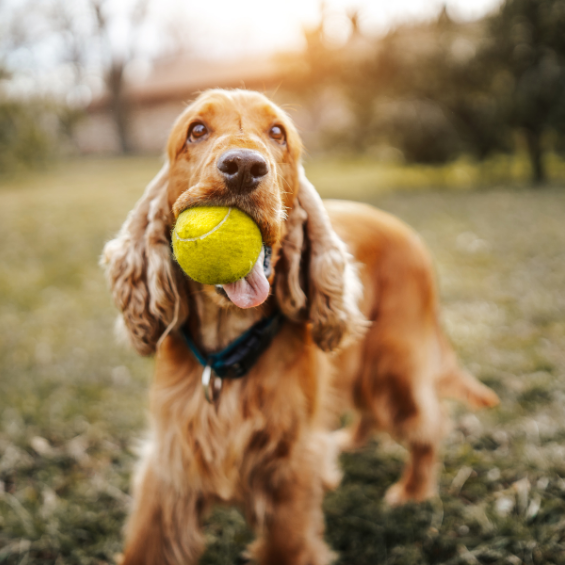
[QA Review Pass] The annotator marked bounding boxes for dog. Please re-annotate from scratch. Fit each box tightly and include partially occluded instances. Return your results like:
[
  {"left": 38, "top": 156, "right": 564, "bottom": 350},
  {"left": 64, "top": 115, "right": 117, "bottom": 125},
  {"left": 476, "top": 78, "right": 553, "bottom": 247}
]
[{"left": 103, "top": 89, "right": 499, "bottom": 565}]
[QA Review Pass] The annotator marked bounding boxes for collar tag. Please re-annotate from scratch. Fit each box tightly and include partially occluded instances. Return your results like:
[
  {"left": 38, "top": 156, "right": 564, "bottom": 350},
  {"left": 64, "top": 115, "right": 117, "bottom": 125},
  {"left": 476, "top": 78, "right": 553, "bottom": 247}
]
[{"left": 201, "top": 364, "right": 213, "bottom": 403}]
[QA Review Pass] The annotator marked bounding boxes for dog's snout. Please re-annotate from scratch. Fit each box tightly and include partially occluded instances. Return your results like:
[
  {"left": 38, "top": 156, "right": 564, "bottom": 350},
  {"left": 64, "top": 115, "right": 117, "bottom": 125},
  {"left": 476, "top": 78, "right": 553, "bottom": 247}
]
[{"left": 217, "top": 149, "right": 269, "bottom": 194}]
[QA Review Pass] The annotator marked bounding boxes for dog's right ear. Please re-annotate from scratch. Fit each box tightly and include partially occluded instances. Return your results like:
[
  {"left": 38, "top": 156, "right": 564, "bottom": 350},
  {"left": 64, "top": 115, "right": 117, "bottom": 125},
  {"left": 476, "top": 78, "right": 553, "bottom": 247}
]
[
  {"left": 276, "top": 167, "right": 367, "bottom": 352},
  {"left": 274, "top": 195, "right": 309, "bottom": 320},
  {"left": 101, "top": 163, "right": 188, "bottom": 356}
]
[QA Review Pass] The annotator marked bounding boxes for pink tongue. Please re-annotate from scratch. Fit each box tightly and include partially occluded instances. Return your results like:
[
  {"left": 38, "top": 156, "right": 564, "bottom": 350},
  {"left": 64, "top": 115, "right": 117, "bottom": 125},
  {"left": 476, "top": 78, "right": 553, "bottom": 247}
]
[{"left": 223, "top": 252, "right": 270, "bottom": 309}]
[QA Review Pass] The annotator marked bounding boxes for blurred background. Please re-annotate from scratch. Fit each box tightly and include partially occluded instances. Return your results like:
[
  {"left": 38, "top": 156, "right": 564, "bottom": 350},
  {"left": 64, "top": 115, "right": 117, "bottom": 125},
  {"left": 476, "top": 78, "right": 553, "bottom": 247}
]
[
  {"left": 2, "top": 0, "right": 565, "bottom": 183},
  {"left": 1, "top": 1, "right": 565, "bottom": 564}
]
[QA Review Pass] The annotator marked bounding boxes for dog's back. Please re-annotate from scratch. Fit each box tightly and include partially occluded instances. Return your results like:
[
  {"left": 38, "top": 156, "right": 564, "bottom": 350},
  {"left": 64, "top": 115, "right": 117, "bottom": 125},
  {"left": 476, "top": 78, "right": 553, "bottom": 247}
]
[{"left": 325, "top": 200, "right": 498, "bottom": 503}]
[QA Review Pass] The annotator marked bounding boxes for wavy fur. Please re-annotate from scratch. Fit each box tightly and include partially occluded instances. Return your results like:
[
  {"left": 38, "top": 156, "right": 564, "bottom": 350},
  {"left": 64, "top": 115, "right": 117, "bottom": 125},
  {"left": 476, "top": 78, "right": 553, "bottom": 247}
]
[
  {"left": 101, "top": 90, "right": 499, "bottom": 565},
  {"left": 297, "top": 167, "right": 367, "bottom": 351},
  {"left": 102, "top": 163, "right": 187, "bottom": 355}
]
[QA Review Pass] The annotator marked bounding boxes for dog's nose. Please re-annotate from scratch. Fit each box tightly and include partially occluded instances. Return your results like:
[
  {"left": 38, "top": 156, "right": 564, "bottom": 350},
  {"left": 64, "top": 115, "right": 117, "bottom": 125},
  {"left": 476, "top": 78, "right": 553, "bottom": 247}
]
[{"left": 217, "top": 149, "right": 269, "bottom": 193}]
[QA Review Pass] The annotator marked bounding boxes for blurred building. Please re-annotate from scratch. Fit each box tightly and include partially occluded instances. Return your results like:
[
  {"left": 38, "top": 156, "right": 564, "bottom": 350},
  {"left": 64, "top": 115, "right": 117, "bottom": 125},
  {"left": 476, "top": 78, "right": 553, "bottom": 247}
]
[
  {"left": 75, "top": 8, "right": 487, "bottom": 157},
  {"left": 75, "top": 55, "right": 283, "bottom": 154}
]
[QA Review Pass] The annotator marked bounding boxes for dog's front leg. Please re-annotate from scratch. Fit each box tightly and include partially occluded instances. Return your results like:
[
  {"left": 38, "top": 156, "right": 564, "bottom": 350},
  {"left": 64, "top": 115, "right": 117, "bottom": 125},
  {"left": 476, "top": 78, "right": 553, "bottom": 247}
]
[
  {"left": 121, "top": 460, "right": 205, "bottom": 565},
  {"left": 244, "top": 442, "right": 336, "bottom": 565}
]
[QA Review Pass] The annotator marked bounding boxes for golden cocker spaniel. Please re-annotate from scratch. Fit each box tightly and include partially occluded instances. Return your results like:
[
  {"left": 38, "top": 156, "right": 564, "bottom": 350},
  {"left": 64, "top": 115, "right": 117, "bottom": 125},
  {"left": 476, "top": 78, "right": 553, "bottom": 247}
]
[{"left": 103, "top": 89, "right": 499, "bottom": 565}]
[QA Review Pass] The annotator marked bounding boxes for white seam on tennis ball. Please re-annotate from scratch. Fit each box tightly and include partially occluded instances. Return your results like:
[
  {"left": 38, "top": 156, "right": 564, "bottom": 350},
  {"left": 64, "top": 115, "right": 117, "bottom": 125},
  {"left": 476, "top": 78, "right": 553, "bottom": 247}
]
[{"left": 174, "top": 207, "right": 232, "bottom": 242}]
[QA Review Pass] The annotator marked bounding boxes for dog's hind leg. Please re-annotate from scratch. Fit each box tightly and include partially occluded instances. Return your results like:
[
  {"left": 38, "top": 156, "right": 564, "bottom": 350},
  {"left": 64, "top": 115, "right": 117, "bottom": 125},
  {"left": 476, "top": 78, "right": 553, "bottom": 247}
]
[
  {"left": 333, "top": 411, "right": 377, "bottom": 451},
  {"left": 354, "top": 328, "right": 448, "bottom": 505},
  {"left": 380, "top": 328, "right": 498, "bottom": 505},
  {"left": 382, "top": 382, "right": 446, "bottom": 506},
  {"left": 381, "top": 336, "right": 498, "bottom": 505},
  {"left": 384, "top": 439, "right": 440, "bottom": 506},
  {"left": 120, "top": 459, "right": 205, "bottom": 565}
]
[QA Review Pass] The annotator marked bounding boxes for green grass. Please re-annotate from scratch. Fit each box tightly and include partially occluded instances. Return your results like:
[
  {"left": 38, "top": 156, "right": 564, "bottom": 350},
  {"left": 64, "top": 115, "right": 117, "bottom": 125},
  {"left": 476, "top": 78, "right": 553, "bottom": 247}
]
[
  {"left": 303, "top": 152, "right": 565, "bottom": 198},
  {"left": 1, "top": 156, "right": 565, "bottom": 564}
]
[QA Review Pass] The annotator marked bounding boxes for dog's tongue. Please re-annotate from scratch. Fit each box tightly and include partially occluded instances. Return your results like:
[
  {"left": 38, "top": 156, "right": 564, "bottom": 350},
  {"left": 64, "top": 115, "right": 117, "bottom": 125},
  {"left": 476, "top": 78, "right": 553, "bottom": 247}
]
[{"left": 223, "top": 251, "right": 270, "bottom": 309}]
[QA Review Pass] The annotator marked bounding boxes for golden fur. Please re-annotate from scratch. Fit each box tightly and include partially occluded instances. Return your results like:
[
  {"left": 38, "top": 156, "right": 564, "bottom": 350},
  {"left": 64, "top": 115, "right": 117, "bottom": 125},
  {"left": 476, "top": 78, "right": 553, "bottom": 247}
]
[{"left": 102, "top": 89, "right": 499, "bottom": 565}]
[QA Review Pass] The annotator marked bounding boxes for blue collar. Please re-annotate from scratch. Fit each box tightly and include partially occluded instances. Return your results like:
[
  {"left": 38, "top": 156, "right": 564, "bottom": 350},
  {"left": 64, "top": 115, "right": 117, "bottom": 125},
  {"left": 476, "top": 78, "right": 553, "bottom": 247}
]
[{"left": 180, "top": 311, "right": 283, "bottom": 379}]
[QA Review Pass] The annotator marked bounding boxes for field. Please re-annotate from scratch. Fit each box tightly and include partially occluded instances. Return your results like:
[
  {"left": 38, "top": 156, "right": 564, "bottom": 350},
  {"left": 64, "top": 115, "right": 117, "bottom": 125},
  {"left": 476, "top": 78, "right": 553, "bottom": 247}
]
[{"left": 1, "top": 156, "right": 565, "bottom": 564}]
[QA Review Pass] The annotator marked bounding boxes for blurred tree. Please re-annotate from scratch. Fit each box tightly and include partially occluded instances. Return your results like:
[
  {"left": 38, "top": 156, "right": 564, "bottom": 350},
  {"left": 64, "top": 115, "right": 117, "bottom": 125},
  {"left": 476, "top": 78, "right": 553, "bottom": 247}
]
[
  {"left": 50, "top": 0, "right": 149, "bottom": 154},
  {"left": 0, "top": 6, "right": 65, "bottom": 174},
  {"left": 424, "top": 13, "right": 513, "bottom": 161},
  {"left": 282, "top": 2, "right": 565, "bottom": 178},
  {"left": 0, "top": 0, "right": 184, "bottom": 156},
  {"left": 343, "top": 11, "right": 513, "bottom": 164},
  {"left": 90, "top": 0, "right": 148, "bottom": 154},
  {"left": 285, "top": 7, "right": 509, "bottom": 164},
  {"left": 0, "top": 95, "right": 64, "bottom": 175},
  {"left": 485, "top": 0, "right": 565, "bottom": 183}
]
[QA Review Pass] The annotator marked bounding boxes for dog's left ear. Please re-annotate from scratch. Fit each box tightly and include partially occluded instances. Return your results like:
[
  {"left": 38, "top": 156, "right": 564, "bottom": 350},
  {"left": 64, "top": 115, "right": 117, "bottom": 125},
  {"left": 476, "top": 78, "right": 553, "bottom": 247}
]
[{"left": 276, "top": 166, "right": 367, "bottom": 352}]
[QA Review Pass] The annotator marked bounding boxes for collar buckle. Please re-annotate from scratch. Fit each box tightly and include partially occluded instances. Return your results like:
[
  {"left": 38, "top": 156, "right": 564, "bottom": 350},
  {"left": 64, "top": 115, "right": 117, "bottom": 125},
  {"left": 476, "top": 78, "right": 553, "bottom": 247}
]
[{"left": 182, "top": 311, "right": 283, "bottom": 403}]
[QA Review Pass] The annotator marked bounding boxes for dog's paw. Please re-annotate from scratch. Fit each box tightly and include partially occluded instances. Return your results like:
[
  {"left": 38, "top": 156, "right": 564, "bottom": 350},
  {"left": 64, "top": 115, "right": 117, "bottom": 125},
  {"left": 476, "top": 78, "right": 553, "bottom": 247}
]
[
  {"left": 245, "top": 538, "right": 336, "bottom": 565},
  {"left": 384, "top": 481, "right": 437, "bottom": 506}
]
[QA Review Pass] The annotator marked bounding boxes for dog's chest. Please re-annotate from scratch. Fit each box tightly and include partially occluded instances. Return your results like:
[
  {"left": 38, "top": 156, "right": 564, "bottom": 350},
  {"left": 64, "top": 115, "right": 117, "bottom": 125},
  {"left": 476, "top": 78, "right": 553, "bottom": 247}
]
[{"left": 155, "top": 381, "right": 286, "bottom": 500}]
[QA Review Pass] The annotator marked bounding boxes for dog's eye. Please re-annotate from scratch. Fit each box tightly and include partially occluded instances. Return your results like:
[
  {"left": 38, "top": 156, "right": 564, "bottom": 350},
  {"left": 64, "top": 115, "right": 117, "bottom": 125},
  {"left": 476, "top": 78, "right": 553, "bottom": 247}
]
[
  {"left": 269, "top": 125, "right": 286, "bottom": 145},
  {"left": 188, "top": 123, "right": 208, "bottom": 143}
]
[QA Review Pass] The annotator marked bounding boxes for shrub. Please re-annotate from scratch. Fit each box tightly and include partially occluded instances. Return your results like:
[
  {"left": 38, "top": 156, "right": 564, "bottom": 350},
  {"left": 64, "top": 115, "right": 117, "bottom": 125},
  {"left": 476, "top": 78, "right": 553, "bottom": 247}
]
[{"left": 0, "top": 98, "right": 63, "bottom": 176}]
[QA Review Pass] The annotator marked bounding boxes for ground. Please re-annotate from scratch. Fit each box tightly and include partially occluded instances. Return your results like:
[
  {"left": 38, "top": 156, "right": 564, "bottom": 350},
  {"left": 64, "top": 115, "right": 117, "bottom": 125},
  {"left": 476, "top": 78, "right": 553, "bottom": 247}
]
[{"left": 0, "top": 157, "right": 565, "bottom": 564}]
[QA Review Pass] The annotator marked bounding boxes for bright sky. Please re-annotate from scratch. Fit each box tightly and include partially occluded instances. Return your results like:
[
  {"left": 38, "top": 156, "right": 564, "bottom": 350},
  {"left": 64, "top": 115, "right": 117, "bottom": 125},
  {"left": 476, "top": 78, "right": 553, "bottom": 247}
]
[
  {"left": 1, "top": 0, "right": 503, "bottom": 100},
  {"left": 177, "top": 0, "right": 503, "bottom": 57}
]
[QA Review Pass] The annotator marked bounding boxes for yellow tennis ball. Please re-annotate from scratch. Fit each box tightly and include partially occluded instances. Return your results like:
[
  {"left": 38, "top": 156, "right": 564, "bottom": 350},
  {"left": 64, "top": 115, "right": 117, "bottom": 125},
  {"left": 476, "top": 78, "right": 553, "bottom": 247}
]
[{"left": 172, "top": 206, "right": 263, "bottom": 285}]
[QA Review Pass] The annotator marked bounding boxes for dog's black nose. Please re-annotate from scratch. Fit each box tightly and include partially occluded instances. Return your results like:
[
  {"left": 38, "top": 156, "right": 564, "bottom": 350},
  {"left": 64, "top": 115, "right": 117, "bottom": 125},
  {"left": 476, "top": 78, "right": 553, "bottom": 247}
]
[{"left": 217, "top": 149, "right": 269, "bottom": 194}]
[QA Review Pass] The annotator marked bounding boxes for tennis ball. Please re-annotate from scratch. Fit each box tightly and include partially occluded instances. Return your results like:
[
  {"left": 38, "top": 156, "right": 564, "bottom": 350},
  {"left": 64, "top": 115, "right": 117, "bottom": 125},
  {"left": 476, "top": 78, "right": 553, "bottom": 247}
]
[{"left": 172, "top": 206, "right": 263, "bottom": 285}]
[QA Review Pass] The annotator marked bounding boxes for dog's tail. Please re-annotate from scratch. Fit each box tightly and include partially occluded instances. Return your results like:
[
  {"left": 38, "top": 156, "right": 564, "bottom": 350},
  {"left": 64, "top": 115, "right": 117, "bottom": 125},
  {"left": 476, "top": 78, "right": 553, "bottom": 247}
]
[
  {"left": 435, "top": 333, "right": 499, "bottom": 409},
  {"left": 437, "top": 367, "right": 499, "bottom": 409}
]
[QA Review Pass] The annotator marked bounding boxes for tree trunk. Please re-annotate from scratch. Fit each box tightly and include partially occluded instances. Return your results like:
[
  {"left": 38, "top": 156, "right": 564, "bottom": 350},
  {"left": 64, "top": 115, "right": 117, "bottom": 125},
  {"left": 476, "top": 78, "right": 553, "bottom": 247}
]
[
  {"left": 107, "top": 62, "right": 132, "bottom": 154},
  {"left": 524, "top": 128, "right": 546, "bottom": 185}
]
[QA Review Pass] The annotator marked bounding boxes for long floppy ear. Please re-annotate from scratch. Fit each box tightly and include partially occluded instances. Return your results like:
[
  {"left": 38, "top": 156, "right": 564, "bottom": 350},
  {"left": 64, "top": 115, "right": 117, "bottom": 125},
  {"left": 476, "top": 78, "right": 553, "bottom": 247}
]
[
  {"left": 276, "top": 166, "right": 367, "bottom": 352},
  {"left": 101, "top": 163, "right": 188, "bottom": 356},
  {"left": 275, "top": 196, "right": 309, "bottom": 321}
]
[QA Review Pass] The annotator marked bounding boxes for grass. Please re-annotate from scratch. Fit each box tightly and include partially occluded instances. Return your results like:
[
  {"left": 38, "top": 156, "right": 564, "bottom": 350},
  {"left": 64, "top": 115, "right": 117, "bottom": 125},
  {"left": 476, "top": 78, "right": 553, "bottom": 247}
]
[
  {"left": 1, "top": 156, "right": 565, "bottom": 564},
  {"left": 303, "top": 152, "right": 565, "bottom": 198}
]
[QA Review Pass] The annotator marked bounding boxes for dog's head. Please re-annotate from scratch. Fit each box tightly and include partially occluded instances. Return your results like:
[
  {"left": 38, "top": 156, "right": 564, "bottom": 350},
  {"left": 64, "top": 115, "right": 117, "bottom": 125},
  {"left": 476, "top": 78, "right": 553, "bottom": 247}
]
[
  {"left": 167, "top": 89, "right": 300, "bottom": 244},
  {"left": 103, "top": 89, "right": 365, "bottom": 355}
]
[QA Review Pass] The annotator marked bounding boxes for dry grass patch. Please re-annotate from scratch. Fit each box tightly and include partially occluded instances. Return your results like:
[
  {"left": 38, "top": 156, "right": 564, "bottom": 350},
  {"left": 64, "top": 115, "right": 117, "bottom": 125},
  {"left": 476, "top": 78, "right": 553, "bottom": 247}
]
[{"left": 1, "top": 157, "right": 564, "bottom": 564}]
